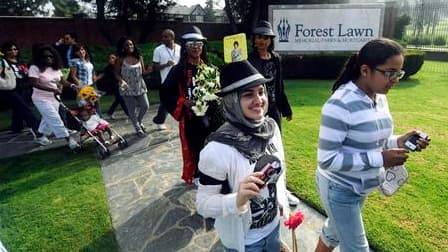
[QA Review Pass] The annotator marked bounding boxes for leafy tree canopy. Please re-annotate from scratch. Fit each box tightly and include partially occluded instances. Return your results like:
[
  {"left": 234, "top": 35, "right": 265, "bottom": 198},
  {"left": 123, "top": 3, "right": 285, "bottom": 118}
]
[{"left": 0, "top": 0, "right": 50, "bottom": 16}]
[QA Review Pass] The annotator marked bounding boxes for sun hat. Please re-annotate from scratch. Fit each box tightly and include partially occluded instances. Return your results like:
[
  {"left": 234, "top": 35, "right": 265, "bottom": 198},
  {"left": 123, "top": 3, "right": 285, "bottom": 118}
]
[
  {"left": 253, "top": 20, "right": 276, "bottom": 37},
  {"left": 217, "top": 60, "right": 272, "bottom": 96},
  {"left": 181, "top": 25, "right": 207, "bottom": 41}
]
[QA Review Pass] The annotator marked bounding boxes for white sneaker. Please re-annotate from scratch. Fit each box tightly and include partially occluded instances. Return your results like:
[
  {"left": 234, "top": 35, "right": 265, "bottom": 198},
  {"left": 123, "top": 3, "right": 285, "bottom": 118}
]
[
  {"left": 137, "top": 129, "right": 145, "bottom": 138},
  {"left": 140, "top": 123, "right": 146, "bottom": 133},
  {"left": 286, "top": 190, "right": 300, "bottom": 207},
  {"left": 193, "top": 178, "right": 200, "bottom": 187},
  {"left": 68, "top": 129, "right": 78, "bottom": 135},
  {"left": 155, "top": 123, "right": 167, "bottom": 130},
  {"left": 379, "top": 165, "right": 409, "bottom": 196},
  {"left": 68, "top": 137, "right": 80, "bottom": 150},
  {"left": 35, "top": 136, "right": 52, "bottom": 146}
]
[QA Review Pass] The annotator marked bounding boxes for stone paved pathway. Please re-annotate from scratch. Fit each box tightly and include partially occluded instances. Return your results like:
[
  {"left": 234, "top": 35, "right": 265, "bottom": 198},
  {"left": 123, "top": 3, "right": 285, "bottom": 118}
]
[{"left": 1, "top": 104, "right": 356, "bottom": 252}]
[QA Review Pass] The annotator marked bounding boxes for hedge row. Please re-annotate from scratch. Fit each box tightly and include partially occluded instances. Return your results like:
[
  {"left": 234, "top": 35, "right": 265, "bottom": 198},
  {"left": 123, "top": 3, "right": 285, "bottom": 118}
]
[{"left": 281, "top": 50, "right": 425, "bottom": 80}]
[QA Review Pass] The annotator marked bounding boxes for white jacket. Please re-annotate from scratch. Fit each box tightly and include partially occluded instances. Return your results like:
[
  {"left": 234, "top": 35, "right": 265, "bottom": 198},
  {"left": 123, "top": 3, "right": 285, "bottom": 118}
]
[{"left": 196, "top": 125, "right": 289, "bottom": 251}]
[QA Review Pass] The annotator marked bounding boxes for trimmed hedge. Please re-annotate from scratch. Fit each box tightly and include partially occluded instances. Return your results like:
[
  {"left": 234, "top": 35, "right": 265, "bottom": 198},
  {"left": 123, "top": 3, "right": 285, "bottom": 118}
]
[
  {"left": 281, "top": 50, "right": 425, "bottom": 80},
  {"left": 402, "top": 49, "right": 425, "bottom": 79}
]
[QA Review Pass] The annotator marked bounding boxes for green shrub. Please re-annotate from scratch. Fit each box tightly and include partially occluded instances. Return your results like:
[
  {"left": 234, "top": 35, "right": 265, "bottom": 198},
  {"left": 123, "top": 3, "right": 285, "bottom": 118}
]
[
  {"left": 408, "top": 36, "right": 432, "bottom": 46},
  {"left": 394, "top": 14, "right": 411, "bottom": 40},
  {"left": 433, "top": 36, "right": 447, "bottom": 46},
  {"left": 282, "top": 53, "right": 349, "bottom": 79},
  {"left": 280, "top": 49, "right": 425, "bottom": 80},
  {"left": 402, "top": 49, "right": 425, "bottom": 79}
]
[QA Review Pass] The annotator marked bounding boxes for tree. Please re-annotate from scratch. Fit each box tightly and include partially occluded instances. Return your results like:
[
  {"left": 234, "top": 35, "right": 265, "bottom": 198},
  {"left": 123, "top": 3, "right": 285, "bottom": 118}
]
[
  {"left": 204, "top": 0, "right": 216, "bottom": 22},
  {"left": 51, "top": 0, "right": 83, "bottom": 17},
  {"left": 223, "top": 0, "right": 350, "bottom": 34},
  {"left": 107, "top": 0, "right": 176, "bottom": 43},
  {"left": 0, "top": 0, "right": 50, "bottom": 16}
]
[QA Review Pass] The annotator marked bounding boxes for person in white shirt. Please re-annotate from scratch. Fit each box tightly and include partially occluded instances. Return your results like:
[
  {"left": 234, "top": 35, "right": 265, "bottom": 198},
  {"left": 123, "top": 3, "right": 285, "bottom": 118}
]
[
  {"left": 152, "top": 29, "right": 181, "bottom": 130},
  {"left": 196, "top": 60, "right": 289, "bottom": 252}
]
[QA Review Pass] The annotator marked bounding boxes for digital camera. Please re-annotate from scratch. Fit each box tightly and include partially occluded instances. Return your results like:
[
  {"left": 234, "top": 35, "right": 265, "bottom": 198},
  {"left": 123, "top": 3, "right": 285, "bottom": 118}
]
[
  {"left": 259, "top": 161, "right": 281, "bottom": 187},
  {"left": 404, "top": 132, "right": 428, "bottom": 151}
]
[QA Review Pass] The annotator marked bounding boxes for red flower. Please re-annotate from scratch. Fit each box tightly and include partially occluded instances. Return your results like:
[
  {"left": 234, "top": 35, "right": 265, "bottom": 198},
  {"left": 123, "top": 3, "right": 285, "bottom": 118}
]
[
  {"left": 284, "top": 211, "right": 305, "bottom": 230},
  {"left": 18, "top": 64, "right": 28, "bottom": 74}
]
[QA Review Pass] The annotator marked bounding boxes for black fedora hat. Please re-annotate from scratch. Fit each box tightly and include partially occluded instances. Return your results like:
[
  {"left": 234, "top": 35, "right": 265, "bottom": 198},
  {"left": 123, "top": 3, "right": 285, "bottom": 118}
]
[
  {"left": 217, "top": 60, "right": 272, "bottom": 96},
  {"left": 181, "top": 25, "right": 207, "bottom": 41},
  {"left": 253, "top": 20, "right": 275, "bottom": 37}
]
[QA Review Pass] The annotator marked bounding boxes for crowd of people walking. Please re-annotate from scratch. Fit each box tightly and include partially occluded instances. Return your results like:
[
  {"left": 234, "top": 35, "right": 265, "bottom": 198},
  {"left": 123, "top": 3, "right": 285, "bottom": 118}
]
[{"left": 0, "top": 20, "right": 430, "bottom": 252}]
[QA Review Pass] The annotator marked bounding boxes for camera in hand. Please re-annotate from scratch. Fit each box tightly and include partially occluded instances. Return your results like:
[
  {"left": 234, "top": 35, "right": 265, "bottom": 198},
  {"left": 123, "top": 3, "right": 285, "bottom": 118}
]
[
  {"left": 259, "top": 161, "right": 281, "bottom": 188},
  {"left": 404, "top": 132, "right": 428, "bottom": 151}
]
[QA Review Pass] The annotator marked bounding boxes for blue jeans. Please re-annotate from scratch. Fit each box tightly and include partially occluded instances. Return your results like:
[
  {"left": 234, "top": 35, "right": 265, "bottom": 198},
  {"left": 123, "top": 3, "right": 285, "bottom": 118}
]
[
  {"left": 316, "top": 172, "right": 369, "bottom": 252},
  {"left": 224, "top": 224, "right": 280, "bottom": 252}
]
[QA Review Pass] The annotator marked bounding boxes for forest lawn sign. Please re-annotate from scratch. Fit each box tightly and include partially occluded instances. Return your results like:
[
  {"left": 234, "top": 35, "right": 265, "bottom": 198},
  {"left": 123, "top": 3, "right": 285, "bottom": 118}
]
[{"left": 270, "top": 3, "right": 385, "bottom": 52}]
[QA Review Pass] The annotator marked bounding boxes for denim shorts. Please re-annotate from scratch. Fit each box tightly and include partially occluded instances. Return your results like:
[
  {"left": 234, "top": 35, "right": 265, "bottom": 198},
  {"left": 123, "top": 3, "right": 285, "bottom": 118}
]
[
  {"left": 224, "top": 223, "right": 280, "bottom": 252},
  {"left": 316, "top": 172, "right": 370, "bottom": 252}
]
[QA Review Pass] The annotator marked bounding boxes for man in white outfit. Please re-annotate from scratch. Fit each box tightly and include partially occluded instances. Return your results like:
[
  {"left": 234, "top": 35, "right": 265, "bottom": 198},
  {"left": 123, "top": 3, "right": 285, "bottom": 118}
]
[{"left": 152, "top": 29, "right": 181, "bottom": 130}]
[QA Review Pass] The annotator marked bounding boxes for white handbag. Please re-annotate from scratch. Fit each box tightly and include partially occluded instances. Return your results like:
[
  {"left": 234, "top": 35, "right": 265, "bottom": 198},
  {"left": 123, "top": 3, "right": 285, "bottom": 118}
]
[{"left": 0, "top": 59, "right": 17, "bottom": 90}]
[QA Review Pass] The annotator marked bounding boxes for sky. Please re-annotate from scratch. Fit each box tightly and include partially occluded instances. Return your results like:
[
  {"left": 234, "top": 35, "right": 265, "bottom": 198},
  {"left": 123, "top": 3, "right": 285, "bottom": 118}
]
[{"left": 175, "top": 0, "right": 225, "bottom": 9}]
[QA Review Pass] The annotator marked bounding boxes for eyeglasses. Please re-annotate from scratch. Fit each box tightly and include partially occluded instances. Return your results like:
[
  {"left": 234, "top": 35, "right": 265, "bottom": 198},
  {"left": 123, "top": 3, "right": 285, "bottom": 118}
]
[
  {"left": 255, "top": 35, "right": 271, "bottom": 40},
  {"left": 185, "top": 41, "right": 203, "bottom": 48},
  {"left": 374, "top": 68, "right": 405, "bottom": 81}
]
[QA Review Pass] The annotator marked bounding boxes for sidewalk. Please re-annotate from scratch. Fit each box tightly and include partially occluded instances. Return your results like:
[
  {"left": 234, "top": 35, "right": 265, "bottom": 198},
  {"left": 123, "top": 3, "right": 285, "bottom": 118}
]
[
  {"left": 0, "top": 105, "right": 338, "bottom": 252},
  {"left": 98, "top": 106, "right": 334, "bottom": 252}
]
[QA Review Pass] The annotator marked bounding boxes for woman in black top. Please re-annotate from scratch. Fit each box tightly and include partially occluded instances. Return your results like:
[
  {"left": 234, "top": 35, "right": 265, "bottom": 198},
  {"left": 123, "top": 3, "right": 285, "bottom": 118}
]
[{"left": 248, "top": 20, "right": 292, "bottom": 132}]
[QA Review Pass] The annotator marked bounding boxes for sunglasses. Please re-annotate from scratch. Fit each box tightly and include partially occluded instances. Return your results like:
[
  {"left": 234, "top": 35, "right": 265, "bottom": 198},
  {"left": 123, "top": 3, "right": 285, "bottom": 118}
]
[
  {"left": 8, "top": 47, "right": 18, "bottom": 51},
  {"left": 374, "top": 68, "right": 405, "bottom": 81},
  {"left": 255, "top": 35, "right": 271, "bottom": 40},
  {"left": 185, "top": 41, "right": 203, "bottom": 48}
]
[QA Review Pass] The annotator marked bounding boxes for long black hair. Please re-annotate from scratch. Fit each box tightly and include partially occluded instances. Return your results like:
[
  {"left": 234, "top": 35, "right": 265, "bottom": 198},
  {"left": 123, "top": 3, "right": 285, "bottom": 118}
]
[
  {"left": 31, "top": 44, "right": 63, "bottom": 72},
  {"left": 116, "top": 36, "right": 141, "bottom": 59},
  {"left": 332, "top": 38, "right": 404, "bottom": 93}
]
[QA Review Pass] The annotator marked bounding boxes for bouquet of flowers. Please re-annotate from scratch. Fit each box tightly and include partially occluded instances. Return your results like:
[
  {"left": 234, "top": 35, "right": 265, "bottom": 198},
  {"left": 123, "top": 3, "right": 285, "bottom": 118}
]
[
  {"left": 78, "top": 86, "right": 99, "bottom": 105},
  {"left": 191, "top": 64, "right": 220, "bottom": 116}
]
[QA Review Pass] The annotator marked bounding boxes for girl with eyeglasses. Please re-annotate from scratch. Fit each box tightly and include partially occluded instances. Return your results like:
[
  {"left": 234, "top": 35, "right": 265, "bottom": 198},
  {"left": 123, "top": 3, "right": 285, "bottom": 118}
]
[{"left": 315, "top": 38, "right": 430, "bottom": 252}]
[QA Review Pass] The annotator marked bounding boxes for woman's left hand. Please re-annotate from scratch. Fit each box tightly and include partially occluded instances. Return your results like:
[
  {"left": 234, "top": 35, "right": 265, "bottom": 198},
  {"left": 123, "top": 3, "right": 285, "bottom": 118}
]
[{"left": 397, "top": 130, "right": 430, "bottom": 151}]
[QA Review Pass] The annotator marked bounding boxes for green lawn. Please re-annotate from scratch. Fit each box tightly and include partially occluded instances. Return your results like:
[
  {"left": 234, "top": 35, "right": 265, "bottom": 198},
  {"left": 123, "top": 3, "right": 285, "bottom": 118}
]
[
  {"left": 0, "top": 147, "right": 117, "bottom": 251},
  {"left": 0, "top": 60, "right": 446, "bottom": 251},
  {"left": 283, "top": 60, "right": 448, "bottom": 252}
]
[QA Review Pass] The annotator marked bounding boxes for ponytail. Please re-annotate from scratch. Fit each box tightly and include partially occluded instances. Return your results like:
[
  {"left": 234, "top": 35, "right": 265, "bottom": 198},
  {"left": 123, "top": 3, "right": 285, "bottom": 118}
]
[
  {"left": 331, "top": 38, "right": 404, "bottom": 93},
  {"left": 332, "top": 53, "right": 360, "bottom": 93}
]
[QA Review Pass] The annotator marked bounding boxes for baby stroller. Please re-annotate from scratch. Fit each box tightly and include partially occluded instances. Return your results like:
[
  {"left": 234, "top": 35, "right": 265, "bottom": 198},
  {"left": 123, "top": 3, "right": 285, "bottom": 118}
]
[{"left": 56, "top": 87, "right": 128, "bottom": 159}]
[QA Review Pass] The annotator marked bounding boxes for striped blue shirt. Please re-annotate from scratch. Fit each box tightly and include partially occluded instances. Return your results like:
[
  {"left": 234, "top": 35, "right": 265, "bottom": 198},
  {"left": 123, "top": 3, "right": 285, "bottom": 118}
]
[
  {"left": 317, "top": 81, "right": 398, "bottom": 194},
  {"left": 69, "top": 58, "right": 94, "bottom": 86}
]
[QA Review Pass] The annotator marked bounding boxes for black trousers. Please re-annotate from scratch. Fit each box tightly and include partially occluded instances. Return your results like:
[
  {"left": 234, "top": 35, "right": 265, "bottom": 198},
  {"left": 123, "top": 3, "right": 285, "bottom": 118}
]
[{"left": 2, "top": 90, "right": 40, "bottom": 134}]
